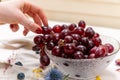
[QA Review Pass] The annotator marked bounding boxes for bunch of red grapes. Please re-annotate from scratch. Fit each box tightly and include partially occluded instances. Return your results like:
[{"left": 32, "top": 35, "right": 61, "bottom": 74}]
[{"left": 32, "top": 20, "right": 114, "bottom": 67}]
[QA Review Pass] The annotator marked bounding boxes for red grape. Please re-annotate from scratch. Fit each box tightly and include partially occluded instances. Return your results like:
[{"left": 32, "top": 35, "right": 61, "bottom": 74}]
[
  {"left": 81, "top": 37, "right": 89, "bottom": 46},
  {"left": 92, "top": 37, "right": 102, "bottom": 46},
  {"left": 33, "top": 35, "right": 43, "bottom": 45},
  {"left": 43, "top": 34, "right": 51, "bottom": 42},
  {"left": 95, "top": 45, "right": 107, "bottom": 58},
  {"left": 69, "top": 23, "right": 77, "bottom": 31},
  {"left": 73, "top": 51, "right": 84, "bottom": 59},
  {"left": 52, "top": 46, "right": 61, "bottom": 57},
  {"left": 60, "top": 29, "right": 71, "bottom": 39},
  {"left": 71, "top": 34, "right": 81, "bottom": 42},
  {"left": 88, "top": 53, "right": 96, "bottom": 59},
  {"left": 32, "top": 45, "right": 40, "bottom": 51},
  {"left": 76, "top": 45, "right": 87, "bottom": 54},
  {"left": 40, "top": 54, "right": 50, "bottom": 66},
  {"left": 85, "top": 27, "right": 95, "bottom": 38},
  {"left": 64, "top": 35, "right": 73, "bottom": 43},
  {"left": 52, "top": 33, "right": 61, "bottom": 43},
  {"left": 73, "top": 27, "right": 84, "bottom": 36},
  {"left": 42, "top": 26, "right": 52, "bottom": 34},
  {"left": 46, "top": 41, "right": 55, "bottom": 50},
  {"left": 89, "top": 46, "right": 97, "bottom": 54},
  {"left": 64, "top": 43, "right": 75, "bottom": 55},
  {"left": 78, "top": 20, "right": 86, "bottom": 28},
  {"left": 115, "top": 59, "right": 120, "bottom": 66},
  {"left": 53, "top": 25, "right": 62, "bottom": 33},
  {"left": 61, "top": 24, "right": 68, "bottom": 30},
  {"left": 104, "top": 43, "right": 114, "bottom": 53},
  {"left": 87, "top": 40, "right": 94, "bottom": 50},
  {"left": 93, "top": 33, "right": 100, "bottom": 38}
]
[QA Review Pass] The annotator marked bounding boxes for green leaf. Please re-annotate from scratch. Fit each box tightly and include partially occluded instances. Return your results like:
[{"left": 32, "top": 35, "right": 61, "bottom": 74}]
[{"left": 63, "top": 74, "right": 69, "bottom": 80}]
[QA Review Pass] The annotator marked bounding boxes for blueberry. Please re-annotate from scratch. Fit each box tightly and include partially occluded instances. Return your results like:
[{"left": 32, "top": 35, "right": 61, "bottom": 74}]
[
  {"left": 35, "top": 51, "right": 40, "bottom": 54},
  {"left": 15, "top": 61, "right": 23, "bottom": 66},
  {"left": 17, "top": 72, "right": 25, "bottom": 80}
]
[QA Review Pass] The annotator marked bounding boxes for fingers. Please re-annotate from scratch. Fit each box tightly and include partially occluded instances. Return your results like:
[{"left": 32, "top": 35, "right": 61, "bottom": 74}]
[
  {"left": 24, "top": 1, "right": 48, "bottom": 27},
  {"left": 10, "top": 24, "right": 29, "bottom": 36},
  {"left": 33, "top": 14, "right": 42, "bottom": 26},
  {"left": 11, "top": 1, "right": 48, "bottom": 34},
  {"left": 10, "top": 24, "right": 19, "bottom": 32},
  {"left": 27, "top": 11, "right": 42, "bottom": 26},
  {"left": 23, "top": 27, "right": 29, "bottom": 36},
  {"left": 19, "top": 1, "right": 49, "bottom": 34},
  {"left": 16, "top": 9, "right": 42, "bottom": 34},
  {"left": 19, "top": 15, "right": 42, "bottom": 34}
]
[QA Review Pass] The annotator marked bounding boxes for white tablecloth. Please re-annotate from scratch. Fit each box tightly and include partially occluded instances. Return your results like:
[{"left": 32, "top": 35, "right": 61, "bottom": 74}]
[{"left": 0, "top": 20, "right": 120, "bottom": 80}]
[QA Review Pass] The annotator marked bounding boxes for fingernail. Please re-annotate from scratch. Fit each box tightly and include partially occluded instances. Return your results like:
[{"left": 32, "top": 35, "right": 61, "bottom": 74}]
[
  {"left": 23, "top": 30, "right": 27, "bottom": 36},
  {"left": 10, "top": 24, "right": 14, "bottom": 28},
  {"left": 10, "top": 24, "right": 17, "bottom": 32},
  {"left": 35, "top": 28, "right": 42, "bottom": 34}
]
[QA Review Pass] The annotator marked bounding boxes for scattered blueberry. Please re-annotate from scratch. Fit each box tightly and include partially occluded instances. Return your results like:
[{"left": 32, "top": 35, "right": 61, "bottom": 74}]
[
  {"left": 15, "top": 61, "right": 23, "bottom": 66},
  {"left": 107, "top": 60, "right": 110, "bottom": 63},
  {"left": 35, "top": 51, "right": 40, "bottom": 54},
  {"left": 17, "top": 72, "right": 25, "bottom": 80},
  {"left": 63, "top": 63, "right": 69, "bottom": 66},
  {"left": 75, "top": 74, "right": 80, "bottom": 77}
]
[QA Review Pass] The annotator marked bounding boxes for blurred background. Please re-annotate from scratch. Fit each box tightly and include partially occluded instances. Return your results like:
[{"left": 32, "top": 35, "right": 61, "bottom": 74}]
[{"left": 2, "top": 0, "right": 120, "bottom": 29}]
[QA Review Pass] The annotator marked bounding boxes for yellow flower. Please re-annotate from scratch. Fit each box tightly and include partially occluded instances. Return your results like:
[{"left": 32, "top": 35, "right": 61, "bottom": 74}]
[
  {"left": 36, "top": 73, "right": 41, "bottom": 78},
  {"left": 96, "top": 75, "right": 102, "bottom": 80},
  {"left": 32, "top": 68, "right": 43, "bottom": 78},
  {"left": 32, "top": 68, "right": 43, "bottom": 73}
]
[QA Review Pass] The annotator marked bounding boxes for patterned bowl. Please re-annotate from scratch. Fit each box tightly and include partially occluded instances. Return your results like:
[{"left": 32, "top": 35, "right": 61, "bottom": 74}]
[{"left": 45, "top": 35, "right": 120, "bottom": 80}]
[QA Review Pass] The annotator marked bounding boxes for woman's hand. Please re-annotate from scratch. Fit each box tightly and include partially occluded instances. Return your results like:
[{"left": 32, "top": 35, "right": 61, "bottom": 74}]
[{"left": 0, "top": 0, "right": 48, "bottom": 36}]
